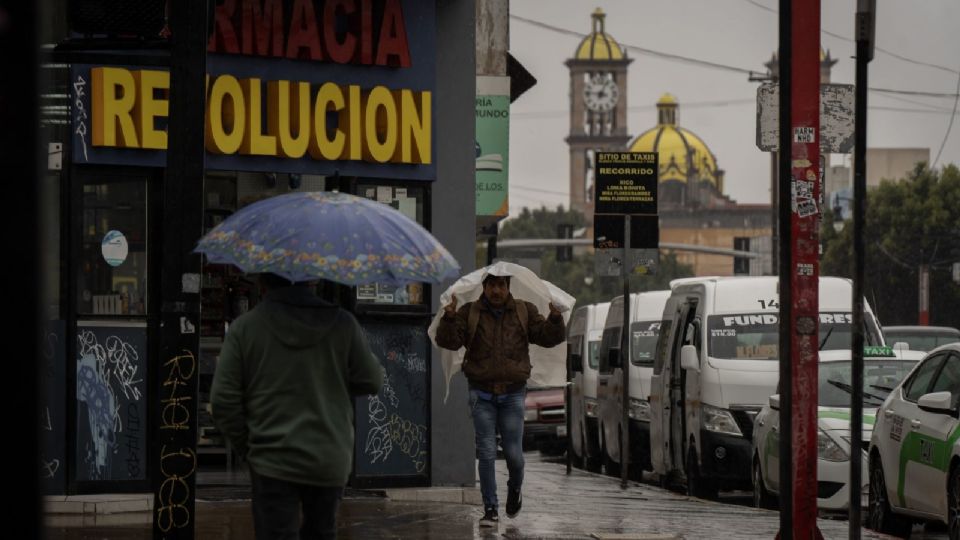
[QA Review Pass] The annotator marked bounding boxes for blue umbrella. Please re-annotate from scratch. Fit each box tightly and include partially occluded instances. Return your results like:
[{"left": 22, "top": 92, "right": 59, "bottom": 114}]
[{"left": 194, "top": 191, "right": 460, "bottom": 285}]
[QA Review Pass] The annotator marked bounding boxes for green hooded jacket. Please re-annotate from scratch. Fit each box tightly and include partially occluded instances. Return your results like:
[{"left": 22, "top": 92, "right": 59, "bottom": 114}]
[{"left": 211, "top": 286, "right": 383, "bottom": 487}]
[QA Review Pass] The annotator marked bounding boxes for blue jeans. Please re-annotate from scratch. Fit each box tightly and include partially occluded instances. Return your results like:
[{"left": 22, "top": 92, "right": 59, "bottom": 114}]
[
  {"left": 250, "top": 469, "right": 343, "bottom": 540},
  {"left": 469, "top": 387, "right": 526, "bottom": 510}
]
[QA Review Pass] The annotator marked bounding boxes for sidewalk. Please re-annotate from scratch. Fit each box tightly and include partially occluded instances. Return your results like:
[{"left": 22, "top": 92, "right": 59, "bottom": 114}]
[{"left": 44, "top": 454, "right": 935, "bottom": 539}]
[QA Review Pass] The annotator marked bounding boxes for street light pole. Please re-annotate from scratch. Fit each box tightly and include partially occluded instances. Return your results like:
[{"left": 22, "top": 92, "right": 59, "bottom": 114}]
[{"left": 850, "top": 0, "right": 875, "bottom": 536}]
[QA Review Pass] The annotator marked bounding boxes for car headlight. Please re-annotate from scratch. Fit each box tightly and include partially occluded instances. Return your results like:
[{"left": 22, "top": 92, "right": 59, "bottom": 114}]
[
  {"left": 524, "top": 408, "right": 538, "bottom": 421},
  {"left": 584, "top": 397, "right": 599, "bottom": 418},
  {"left": 628, "top": 398, "right": 650, "bottom": 422},
  {"left": 702, "top": 404, "right": 742, "bottom": 436},
  {"left": 818, "top": 430, "right": 849, "bottom": 462}
]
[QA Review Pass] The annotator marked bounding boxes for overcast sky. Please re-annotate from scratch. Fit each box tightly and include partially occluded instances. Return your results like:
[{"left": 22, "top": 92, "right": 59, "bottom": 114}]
[{"left": 505, "top": 0, "right": 960, "bottom": 216}]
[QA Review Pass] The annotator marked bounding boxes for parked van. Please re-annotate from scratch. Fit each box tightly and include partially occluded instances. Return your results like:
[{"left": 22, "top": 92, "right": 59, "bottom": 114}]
[
  {"left": 649, "top": 276, "right": 885, "bottom": 497},
  {"left": 568, "top": 302, "right": 610, "bottom": 471},
  {"left": 596, "top": 290, "right": 671, "bottom": 477}
]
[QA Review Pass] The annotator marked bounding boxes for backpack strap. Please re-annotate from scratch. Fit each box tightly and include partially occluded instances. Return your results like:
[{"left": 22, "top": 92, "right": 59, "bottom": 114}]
[
  {"left": 466, "top": 301, "right": 482, "bottom": 346},
  {"left": 515, "top": 300, "right": 528, "bottom": 338}
]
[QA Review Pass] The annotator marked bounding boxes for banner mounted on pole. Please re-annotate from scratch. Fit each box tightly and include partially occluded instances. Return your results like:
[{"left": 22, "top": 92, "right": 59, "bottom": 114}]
[{"left": 593, "top": 152, "right": 660, "bottom": 275}]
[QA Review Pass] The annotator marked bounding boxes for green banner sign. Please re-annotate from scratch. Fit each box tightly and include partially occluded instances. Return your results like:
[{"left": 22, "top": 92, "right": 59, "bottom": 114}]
[{"left": 476, "top": 77, "right": 510, "bottom": 217}]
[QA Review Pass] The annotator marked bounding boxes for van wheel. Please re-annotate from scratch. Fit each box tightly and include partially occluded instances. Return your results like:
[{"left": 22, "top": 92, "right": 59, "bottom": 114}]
[
  {"left": 948, "top": 464, "right": 959, "bottom": 540},
  {"left": 583, "top": 432, "right": 602, "bottom": 473},
  {"left": 570, "top": 426, "right": 582, "bottom": 464},
  {"left": 752, "top": 456, "right": 777, "bottom": 510},
  {"left": 686, "top": 448, "right": 717, "bottom": 499},
  {"left": 602, "top": 436, "right": 620, "bottom": 477},
  {"left": 867, "top": 456, "right": 912, "bottom": 538}
]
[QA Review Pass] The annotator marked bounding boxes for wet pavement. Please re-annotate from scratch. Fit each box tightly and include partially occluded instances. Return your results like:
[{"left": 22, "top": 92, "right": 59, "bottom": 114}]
[{"left": 45, "top": 453, "right": 949, "bottom": 539}]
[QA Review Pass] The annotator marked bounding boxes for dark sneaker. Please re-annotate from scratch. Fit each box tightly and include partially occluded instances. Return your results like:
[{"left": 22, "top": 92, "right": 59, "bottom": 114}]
[
  {"left": 506, "top": 487, "right": 522, "bottom": 518},
  {"left": 479, "top": 507, "right": 499, "bottom": 527}
]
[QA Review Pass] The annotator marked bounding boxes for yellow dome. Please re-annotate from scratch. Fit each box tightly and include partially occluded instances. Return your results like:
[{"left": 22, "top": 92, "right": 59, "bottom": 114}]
[
  {"left": 628, "top": 95, "right": 719, "bottom": 187},
  {"left": 574, "top": 8, "right": 625, "bottom": 61},
  {"left": 657, "top": 93, "right": 678, "bottom": 106}
]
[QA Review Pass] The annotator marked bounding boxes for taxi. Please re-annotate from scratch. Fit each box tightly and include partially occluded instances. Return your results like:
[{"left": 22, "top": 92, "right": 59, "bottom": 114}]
[
  {"left": 752, "top": 346, "right": 923, "bottom": 511},
  {"left": 867, "top": 343, "right": 960, "bottom": 537}
]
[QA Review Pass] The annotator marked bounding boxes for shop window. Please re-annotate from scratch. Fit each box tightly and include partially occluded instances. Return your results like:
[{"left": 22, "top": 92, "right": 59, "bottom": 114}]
[
  {"left": 356, "top": 183, "right": 427, "bottom": 307},
  {"left": 77, "top": 180, "right": 148, "bottom": 316}
]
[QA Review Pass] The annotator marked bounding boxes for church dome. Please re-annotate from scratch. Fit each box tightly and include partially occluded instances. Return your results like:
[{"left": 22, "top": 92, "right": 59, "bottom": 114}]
[
  {"left": 628, "top": 94, "right": 720, "bottom": 189},
  {"left": 574, "top": 8, "right": 625, "bottom": 61}
]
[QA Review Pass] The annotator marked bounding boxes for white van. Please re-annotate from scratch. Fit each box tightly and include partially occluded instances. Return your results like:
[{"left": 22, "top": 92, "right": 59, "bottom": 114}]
[
  {"left": 649, "top": 276, "right": 885, "bottom": 497},
  {"left": 596, "top": 290, "right": 671, "bottom": 476},
  {"left": 568, "top": 302, "right": 609, "bottom": 471}
]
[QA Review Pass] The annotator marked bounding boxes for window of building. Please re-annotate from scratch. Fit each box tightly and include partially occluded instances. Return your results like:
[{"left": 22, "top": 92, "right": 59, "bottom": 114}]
[
  {"left": 77, "top": 179, "right": 148, "bottom": 316},
  {"left": 355, "top": 182, "right": 427, "bottom": 307},
  {"left": 734, "top": 237, "right": 750, "bottom": 275}
]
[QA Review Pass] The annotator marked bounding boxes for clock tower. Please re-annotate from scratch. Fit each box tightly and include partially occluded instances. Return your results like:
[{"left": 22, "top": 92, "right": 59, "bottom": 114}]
[{"left": 566, "top": 8, "right": 632, "bottom": 221}]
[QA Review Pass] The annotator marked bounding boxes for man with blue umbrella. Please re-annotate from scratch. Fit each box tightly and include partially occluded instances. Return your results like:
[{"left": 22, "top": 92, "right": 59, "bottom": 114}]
[
  {"left": 435, "top": 269, "right": 566, "bottom": 527},
  {"left": 210, "top": 273, "right": 383, "bottom": 540},
  {"left": 200, "top": 191, "right": 460, "bottom": 538}
]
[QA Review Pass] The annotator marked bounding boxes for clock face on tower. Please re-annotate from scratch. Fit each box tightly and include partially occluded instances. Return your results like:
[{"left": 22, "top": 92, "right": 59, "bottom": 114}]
[{"left": 583, "top": 74, "right": 619, "bottom": 112}]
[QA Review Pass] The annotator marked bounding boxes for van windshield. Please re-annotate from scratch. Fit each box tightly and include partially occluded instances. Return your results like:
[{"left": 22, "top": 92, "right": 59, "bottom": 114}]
[
  {"left": 819, "top": 359, "right": 917, "bottom": 407},
  {"left": 707, "top": 312, "right": 881, "bottom": 360},
  {"left": 631, "top": 320, "right": 661, "bottom": 366},
  {"left": 588, "top": 341, "right": 601, "bottom": 369}
]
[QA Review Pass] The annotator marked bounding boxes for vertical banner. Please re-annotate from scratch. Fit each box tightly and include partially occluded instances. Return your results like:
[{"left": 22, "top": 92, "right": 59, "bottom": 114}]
[
  {"left": 788, "top": 0, "right": 822, "bottom": 535},
  {"left": 476, "top": 76, "right": 511, "bottom": 217}
]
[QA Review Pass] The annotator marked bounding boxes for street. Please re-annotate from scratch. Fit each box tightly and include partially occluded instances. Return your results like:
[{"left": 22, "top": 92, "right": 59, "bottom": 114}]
[{"left": 44, "top": 452, "right": 952, "bottom": 539}]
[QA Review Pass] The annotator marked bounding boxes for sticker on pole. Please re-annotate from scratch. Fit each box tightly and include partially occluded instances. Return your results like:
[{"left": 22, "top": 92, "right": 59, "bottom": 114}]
[
  {"left": 793, "top": 126, "right": 816, "bottom": 143},
  {"left": 791, "top": 175, "right": 818, "bottom": 218}
]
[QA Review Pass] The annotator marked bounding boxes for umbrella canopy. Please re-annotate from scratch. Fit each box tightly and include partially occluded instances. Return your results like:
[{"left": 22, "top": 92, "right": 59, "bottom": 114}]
[
  {"left": 427, "top": 261, "right": 577, "bottom": 401},
  {"left": 195, "top": 191, "right": 460, "bottom": 285}
]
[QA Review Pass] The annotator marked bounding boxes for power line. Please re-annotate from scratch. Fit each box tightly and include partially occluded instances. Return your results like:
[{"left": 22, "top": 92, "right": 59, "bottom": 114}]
[
  {"left": 740, "top": 0, "right": 960, "bottom": 75},
  {"left": 512, "top": 13, "right": 960, "bottom": 100},
  {"left": 511, "top": 102, "right": 957, "bottom": 120},
  {"left": 871, "top": 88, "right": 959, "bottom": 99},
  {"left": 932, "top": 70, "right": 960, "bottom": 168},
  {"left": 510, "top": 14, "right": 762, "bottom": 77},
  {"left": 511, "top": 184, "right": 570, "bottom": 197},
  {"left": 875, "top": 92, "right": 957, "bottom": 112},
  {"left": 872, "top": 106, "right": 959, "bottom": 116},
  {"left": 511, "top": 98, "right": 757, "bottom": 119}
]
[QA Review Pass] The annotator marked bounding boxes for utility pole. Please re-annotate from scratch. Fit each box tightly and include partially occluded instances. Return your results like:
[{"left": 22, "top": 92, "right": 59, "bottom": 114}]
[
  {"left": 849, "top": 1, "right": 875, "bottom": 536},
  {"left": 152, "top": 1, "right": 207, "bottom": 538},
  {"left": 918, "top": 264, "right": 930, "bottom": 325},
  {"left": 778, "top": 0, "right": 823, "bottom": 538}
]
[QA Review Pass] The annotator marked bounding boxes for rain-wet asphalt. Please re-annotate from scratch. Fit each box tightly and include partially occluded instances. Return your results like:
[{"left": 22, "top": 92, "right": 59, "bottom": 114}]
[{"left": 45, "top": 453, "right": 949, "bottom": 539}]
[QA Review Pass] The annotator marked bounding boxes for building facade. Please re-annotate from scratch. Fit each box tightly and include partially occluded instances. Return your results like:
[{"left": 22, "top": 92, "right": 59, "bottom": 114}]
[
  {"left": 40, "top": 0, "right": 477, "bottom": 502},
  {"left": 566, "top": 9, "right": 771, "bottom": 276}
]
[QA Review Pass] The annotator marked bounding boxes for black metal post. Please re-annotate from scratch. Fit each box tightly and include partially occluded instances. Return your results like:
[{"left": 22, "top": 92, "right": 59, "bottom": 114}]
[
  {"left": 621, "top": 215, "right": 631, "bottom": 489},
  {"left": 777, "top": 0, "right": 793, "bottom": 536},
  {"left": 850, "top": 2, "right": 875, "bottom": 536},
  {"left": 566, "top": 346, "right": 573, "bottom": 475},
  {"left": 2, "top": 1, "right": 41, "bottom": 537},
  {"left": 487, "top": 235, "right": 497, "bottom": 265},
  {"left": 152, "top": 1, "right": 207, "bottom": 538}
]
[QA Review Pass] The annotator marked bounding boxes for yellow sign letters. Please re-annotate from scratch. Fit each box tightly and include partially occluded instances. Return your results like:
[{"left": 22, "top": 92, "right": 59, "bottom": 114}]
[{"left": 89, "top": 66, "right": 432, "bottom": 165}]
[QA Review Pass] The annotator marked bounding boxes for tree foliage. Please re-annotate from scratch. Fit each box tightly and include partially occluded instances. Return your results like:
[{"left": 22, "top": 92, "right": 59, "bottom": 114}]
[
  {"left": 821, "top": 164, "right": 960, "bottom": 326},
  {"left": 493, "top": 205, "right": 695, "bottom": 307}
]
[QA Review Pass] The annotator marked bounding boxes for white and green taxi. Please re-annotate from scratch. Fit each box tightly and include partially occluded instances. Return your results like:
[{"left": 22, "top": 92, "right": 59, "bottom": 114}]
[
  {"left": 751, "top": 346, "right": 923, "bottom": 511},
  {"left": 867, "top": 342, "right": 960, "bottom": 538}
]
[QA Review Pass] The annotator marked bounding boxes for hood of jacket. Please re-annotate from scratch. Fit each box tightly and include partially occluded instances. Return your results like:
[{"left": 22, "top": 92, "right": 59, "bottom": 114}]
[{"left": 257, "top": 285, "right": 340, "bottom": 349}]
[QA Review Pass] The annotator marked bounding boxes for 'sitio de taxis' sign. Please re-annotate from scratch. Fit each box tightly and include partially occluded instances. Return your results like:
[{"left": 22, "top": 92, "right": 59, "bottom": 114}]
[{"left": 72, "top": 0, "right": 436, "bottom": 180}]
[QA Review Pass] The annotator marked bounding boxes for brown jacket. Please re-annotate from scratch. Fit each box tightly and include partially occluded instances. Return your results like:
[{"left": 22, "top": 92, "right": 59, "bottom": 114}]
[{"left": 435, "top": 295, "right": 565, "bottom": 387}]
